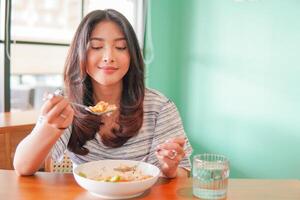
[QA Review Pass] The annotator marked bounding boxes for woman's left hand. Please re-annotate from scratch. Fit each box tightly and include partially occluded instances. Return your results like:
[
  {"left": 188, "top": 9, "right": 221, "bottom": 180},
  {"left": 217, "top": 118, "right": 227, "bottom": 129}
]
[{"left": 155, "top": 136, "right": 186, "bottom": 178}]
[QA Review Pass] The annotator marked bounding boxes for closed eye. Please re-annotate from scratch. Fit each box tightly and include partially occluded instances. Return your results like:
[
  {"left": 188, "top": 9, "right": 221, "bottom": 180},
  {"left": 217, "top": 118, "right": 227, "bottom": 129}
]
[
  {"left": 116, "top": 46, "right": 127, "bottom": 50},
  {"left": 91, "top": 46, "right": 103, "bottom": 50}
]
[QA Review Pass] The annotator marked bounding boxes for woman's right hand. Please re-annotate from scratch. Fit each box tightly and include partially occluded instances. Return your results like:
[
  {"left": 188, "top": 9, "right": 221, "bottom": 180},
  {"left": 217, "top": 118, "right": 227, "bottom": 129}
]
[
  {"left": 40, "top": 94, "right": 74, "bottom": 130},
  {"left": 13, "top": 93, "right": 74, "bottom": 175}
]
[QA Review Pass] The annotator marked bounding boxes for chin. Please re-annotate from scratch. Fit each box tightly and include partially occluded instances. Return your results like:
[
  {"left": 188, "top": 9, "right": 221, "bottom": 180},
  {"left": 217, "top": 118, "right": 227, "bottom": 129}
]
[{"left": 96, "top": 79, "right": 121, "bottom": 87}]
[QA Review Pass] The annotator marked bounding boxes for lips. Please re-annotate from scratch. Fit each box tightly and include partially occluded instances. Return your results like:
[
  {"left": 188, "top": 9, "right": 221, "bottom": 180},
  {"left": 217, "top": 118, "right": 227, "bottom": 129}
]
[
  {"left": 98, "top": 66, "right": 118, "bottom": 70},
  {"left": 98, "top": 66, "right": 118, "bottom": 74}
]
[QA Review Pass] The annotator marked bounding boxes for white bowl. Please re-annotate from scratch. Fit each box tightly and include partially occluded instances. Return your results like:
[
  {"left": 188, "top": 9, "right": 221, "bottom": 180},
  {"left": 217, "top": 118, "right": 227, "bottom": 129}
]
[{"left": 73, "top": 160, "right": 160, "bottom": 199}]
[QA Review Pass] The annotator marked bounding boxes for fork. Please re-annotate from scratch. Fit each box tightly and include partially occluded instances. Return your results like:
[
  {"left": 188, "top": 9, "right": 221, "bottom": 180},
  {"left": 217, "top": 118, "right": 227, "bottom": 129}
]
[
  {"left": 70, "top": 102, "right": 115, "bottom": 116},
  {"left": 133, "top": 155, "right": 149, "bottom": 172},
  {"left": 45, "top": 89, "right": 116, "bottom": 116}
]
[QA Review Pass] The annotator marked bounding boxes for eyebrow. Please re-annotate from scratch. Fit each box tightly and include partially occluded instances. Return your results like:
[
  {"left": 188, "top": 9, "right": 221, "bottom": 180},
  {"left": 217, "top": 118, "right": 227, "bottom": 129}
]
[{"left": 90, "top": 37, "right": 126, "bottom": 42}]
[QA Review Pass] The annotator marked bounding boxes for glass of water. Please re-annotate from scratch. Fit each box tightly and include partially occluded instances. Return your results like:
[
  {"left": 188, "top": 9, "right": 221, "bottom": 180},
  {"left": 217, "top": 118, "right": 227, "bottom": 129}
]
[{"left": 193, "top": 153, "right": 230, "bottom": 200}]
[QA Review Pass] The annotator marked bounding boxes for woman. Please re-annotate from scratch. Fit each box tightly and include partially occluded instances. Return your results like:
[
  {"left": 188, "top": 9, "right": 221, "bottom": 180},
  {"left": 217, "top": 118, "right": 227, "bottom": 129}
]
[{"left": 13, "top": 9, "right": 192, "bottom": 178}]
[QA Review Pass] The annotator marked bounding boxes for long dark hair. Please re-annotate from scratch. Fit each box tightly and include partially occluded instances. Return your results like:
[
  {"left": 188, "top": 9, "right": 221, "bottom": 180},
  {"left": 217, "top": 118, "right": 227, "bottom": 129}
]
[{"left": 64, "top": 9, "right": 144, "bottom": 155}]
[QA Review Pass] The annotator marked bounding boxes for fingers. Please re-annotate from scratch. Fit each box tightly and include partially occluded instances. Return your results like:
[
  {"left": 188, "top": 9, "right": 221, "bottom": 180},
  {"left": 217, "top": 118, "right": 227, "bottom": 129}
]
[
  {"left": 155, "top": 136, "right": 187, "bottom": 171},
  {"left": 46, "top": 98, "right": 69, "bottom": 123},
  {"left": 155, "top": 151, "right": 179, "bottom": 168},
  {"left": 157, "top": 142, "right": 185, "bottom": 160},
  {"left": 41, "top": 95, "right": 64, "bottom": 115},
  {"left": 40, "top": 94, "right": 74, "bottom": 130},
  {"left": 165, "top": 136, "right": 186, "bottom": 147},
  {"left": 156, "top": 136, "right": 186, "bottom": 159},
  {"left": 59, "top": 105, "right": 74, "bottom": 128},
  {"left": 155, "top": 137, "right": 187, "bottom": 175}
]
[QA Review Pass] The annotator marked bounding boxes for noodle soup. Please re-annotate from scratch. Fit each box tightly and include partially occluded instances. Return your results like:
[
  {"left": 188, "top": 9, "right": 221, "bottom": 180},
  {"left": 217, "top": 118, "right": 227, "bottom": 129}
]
[{"left": 73, "top": 160, "right": 160, "bottom": 199}]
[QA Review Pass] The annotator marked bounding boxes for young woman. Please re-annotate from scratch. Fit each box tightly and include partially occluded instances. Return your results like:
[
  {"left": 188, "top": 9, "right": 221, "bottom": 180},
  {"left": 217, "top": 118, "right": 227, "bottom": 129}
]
[{"left": 14, "top": 9, "right": 192, "bottom": 178}]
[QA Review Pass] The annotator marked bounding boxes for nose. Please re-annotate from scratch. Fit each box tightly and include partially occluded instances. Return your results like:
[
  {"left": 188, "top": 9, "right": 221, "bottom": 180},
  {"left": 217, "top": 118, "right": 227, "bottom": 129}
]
[{"left": 102, "top": 48, "right": 115, "bottom": 63}]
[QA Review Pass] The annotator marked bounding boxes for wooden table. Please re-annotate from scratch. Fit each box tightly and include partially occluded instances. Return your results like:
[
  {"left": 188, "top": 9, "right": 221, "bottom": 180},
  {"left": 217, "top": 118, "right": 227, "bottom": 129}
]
[
  {"left": 0, "top": 110, "right": 39, "bottom": 169},
  {"left": 1, "top": 170, "right": 300, "bottom": 200}
]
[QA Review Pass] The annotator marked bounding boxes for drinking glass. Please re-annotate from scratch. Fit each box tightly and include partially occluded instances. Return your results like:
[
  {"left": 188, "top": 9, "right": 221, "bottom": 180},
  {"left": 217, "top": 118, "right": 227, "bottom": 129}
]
[{"left": 192, "top": 154, "right": 229, "bottom": 200}]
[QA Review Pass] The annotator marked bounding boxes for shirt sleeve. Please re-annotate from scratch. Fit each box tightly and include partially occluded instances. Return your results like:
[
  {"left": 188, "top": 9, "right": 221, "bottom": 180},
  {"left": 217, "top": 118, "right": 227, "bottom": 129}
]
[
  {"left": 147, "top": 100, "right": 193, "bottom": 171},
  {"left": 50, "top": 126, "right": 72, "bottom": 163}
]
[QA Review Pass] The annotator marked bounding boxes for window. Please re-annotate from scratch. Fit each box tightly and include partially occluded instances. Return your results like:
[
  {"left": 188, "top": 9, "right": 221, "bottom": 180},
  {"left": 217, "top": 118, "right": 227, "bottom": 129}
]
[
  {"left": 11, "top": 0, "right": 81, "bottom": 43},
  {"left": 0, "top": 0, "right": 146, "bottom": 112}
]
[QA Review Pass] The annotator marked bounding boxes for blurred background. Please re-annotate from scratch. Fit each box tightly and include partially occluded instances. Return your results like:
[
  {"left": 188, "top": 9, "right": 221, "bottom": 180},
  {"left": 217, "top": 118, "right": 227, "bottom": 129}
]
[{"left": 1, "top": 0, "right": 300, "bottom": 179}]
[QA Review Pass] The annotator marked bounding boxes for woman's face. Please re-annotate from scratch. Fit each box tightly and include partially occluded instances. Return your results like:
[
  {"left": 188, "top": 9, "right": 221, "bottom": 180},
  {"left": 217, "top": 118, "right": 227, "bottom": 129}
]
[{"left": 86, "top": 20, "right": 130, "bottom": 87}]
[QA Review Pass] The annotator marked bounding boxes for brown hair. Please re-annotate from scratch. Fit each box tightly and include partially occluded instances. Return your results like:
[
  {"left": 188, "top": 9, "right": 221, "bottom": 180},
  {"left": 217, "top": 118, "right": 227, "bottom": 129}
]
[{"left": 64, "top": 9, "right": 144, "bottom": 155}]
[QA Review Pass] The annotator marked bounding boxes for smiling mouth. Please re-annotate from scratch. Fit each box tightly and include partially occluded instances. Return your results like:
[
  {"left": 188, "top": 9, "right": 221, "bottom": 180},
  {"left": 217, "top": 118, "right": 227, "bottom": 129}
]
[
  {"left": 97, "top": 66, "right": 118, "bottom": 74},
  {"left": 98, "top": 66, "right": 118, "bottom": 70}
]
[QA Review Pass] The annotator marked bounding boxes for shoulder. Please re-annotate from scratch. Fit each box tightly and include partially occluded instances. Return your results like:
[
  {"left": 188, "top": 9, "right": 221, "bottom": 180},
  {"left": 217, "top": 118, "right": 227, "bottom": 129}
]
[
  {"left": 144, "top": 88, "right": 170, "bottom": 104},
  {"left": 143, "top": 88, "right": 181, "bottom": 117},
  {"left": 144, "top": 88, "right": 171, "bottom": 112}
]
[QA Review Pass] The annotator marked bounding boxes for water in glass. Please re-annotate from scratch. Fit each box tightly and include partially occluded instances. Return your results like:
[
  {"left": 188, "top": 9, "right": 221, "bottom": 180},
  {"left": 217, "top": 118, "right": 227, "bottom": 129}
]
[{"left": 193, "top": 154, "right": 229, "bottom": 200}]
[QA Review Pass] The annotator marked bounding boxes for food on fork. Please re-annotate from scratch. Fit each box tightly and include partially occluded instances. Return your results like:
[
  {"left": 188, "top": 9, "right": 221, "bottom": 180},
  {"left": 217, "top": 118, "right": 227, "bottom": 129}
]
[{"left": 89, "top": 101, "right": 117, "bottom": 113}]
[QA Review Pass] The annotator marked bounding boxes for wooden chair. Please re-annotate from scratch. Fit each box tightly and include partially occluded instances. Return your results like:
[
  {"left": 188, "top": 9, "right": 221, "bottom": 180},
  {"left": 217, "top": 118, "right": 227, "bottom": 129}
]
[{"left": 44, "top": 154, "right": 73, "bottom": 173}]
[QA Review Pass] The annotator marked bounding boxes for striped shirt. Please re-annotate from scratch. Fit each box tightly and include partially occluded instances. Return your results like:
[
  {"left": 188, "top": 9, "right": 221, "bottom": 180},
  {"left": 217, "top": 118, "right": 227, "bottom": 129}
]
[{"left": 51, "top": 88, "right": 193, "bottom": 170}]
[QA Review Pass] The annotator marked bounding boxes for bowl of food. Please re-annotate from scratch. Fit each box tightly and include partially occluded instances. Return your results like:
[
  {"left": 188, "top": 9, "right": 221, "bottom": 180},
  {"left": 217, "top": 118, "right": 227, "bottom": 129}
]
[{"left": 73, "top": 160, "right": 160, "bottom": 199}]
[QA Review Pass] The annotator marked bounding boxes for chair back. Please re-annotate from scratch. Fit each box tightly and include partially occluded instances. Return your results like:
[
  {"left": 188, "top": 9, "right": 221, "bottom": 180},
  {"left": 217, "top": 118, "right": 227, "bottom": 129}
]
[{"left": 45, "top": 154, "right": 72, "bottom": 173}]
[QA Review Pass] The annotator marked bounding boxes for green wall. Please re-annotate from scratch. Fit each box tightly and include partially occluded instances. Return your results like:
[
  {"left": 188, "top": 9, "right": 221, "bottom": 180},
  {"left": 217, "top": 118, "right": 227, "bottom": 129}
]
[{"left": 145, "top": 0, "right": 300, "bottom": 178}]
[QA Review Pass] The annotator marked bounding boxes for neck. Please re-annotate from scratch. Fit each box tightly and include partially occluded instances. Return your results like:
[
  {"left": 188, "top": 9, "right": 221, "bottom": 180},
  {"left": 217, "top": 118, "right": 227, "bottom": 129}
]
[{"left": 92, "top": 82, "right": 122, "bottom": 105}]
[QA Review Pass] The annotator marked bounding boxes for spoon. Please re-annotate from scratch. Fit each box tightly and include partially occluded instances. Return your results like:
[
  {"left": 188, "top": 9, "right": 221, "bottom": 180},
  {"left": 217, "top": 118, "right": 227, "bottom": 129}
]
[
  {"left": 44, "top": 89, "right": 117, "bottom": 116},
  {"left": 113, "top": 155, "right": 149, "bottom": 173},
  {"left": 70, "top": 102, "right": 116, "bottom": 116}
]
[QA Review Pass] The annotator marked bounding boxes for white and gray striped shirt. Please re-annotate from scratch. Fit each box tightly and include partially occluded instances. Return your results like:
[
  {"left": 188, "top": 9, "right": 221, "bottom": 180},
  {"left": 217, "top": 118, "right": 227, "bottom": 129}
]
[{"left": 51, "top": 88, "right": 192, "bottom": 170}]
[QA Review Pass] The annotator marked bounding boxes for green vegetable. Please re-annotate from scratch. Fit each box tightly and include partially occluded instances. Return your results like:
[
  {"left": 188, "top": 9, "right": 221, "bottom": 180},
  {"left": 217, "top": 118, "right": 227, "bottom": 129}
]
[
  {"left": 78, "top": 172, "right": 87, "bottom": 178},
  {"left": 109, "top": 175, "right": 121, "bottom": 182}
]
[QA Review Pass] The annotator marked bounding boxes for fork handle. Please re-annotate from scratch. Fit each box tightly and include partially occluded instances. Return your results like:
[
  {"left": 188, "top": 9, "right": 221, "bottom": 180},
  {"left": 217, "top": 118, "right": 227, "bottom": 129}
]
[{"left": 70, "top": 102, "right": 88, "bottom": 110}]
